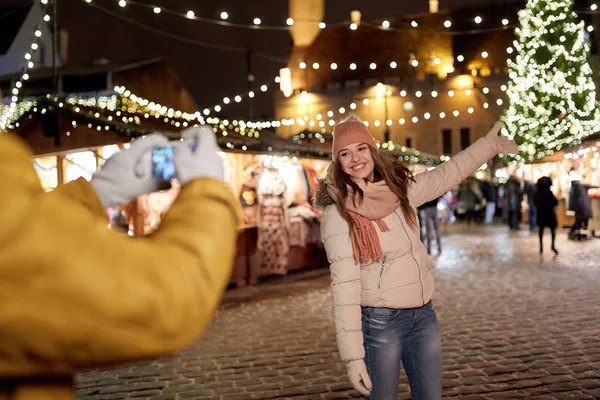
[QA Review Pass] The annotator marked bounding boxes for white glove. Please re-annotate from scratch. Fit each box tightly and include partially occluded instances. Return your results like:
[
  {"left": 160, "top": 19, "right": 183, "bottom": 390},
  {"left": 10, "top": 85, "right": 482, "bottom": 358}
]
[
  {"left": 486, "top": 121, "right": 518, "bottom": 155},
  {"left": 91, "top": 134, "right": 170, "bottom": 208},
  {"left": 175, "top": 126, "right": 225, "bottom": 185},
  {"left": 347, "top": 359, "right": 372, "bottom": 396}
]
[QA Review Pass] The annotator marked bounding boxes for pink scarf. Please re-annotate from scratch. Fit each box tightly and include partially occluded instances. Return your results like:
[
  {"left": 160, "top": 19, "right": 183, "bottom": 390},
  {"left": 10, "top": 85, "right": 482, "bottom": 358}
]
[{"left": 324, "top": 170, "right": 399, "bottom": 264}]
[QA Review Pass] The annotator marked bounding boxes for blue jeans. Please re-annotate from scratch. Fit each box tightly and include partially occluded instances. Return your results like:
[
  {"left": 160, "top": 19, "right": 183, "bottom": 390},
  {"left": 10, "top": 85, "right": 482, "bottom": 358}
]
[
  {"left": 362, "top": 301, "right": 443, "bottom": 400},
  {"left": 485, "top": 202, "right": 496, "bottom": 224},
  {"left": 528, "top": 203, "right": 537, "bottom": 230},
  {"left": 422, "top": 207, "right": 441, "bottom": 253}
]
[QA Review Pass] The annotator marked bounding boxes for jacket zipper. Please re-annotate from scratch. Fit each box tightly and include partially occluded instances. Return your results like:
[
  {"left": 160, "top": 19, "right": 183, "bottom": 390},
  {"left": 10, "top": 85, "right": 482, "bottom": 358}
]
[
  {"left": 378, "top": 255, "right": 387, "bottom": 289},
  {"left": 394, "top": 210, "right": 425, "bottom": 304}
]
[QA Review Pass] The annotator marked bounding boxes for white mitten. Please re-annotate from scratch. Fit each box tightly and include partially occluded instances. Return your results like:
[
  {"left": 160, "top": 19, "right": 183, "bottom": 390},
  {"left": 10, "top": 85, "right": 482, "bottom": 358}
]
[
  {"left": 91, "top": 134, "right": 170, "bottom": 208},
  {"left": 174, "top": 126, "right": 225, "bottom": 185},
  {"left": 347, "top": 359, "right": 372, "bottom": 396},
  {"left": 486, "top": 121, "right": 518, "bottom": 155}
]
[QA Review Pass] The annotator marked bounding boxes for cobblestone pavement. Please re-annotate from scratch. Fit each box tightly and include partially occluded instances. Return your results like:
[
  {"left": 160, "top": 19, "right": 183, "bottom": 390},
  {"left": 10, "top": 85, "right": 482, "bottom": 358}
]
[{"left": 76, "top": 225, "right": 600, "bottom": 400}]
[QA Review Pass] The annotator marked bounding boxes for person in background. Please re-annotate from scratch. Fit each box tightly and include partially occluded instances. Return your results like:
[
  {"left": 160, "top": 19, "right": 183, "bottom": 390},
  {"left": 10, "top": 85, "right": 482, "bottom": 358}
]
[
  {"left": 481, "top": 178, "right": 497, "bottom": 224},
  {"left": 458, "top": 181, "right": 479, "bottom": 226},
  {"left": 420, "top": 197, "right": 442, "bottom": 255},
  {"left": 505, "top": 176, "right": 522, "bottom": 231},
  {"left": 314, "top": 116, "right": 517, "bottom": 400},
  {"left": 534, "top": 177, "right": 559, "bottom": 254},
  {"left": 569, "top": 175, "right": 593, "bottom": 240},
  {"left": 523, "top": 179, "right": 537, "bottom": 231},
  {"left": 0, "top": 127, "right": 237, "bottom": 399}
]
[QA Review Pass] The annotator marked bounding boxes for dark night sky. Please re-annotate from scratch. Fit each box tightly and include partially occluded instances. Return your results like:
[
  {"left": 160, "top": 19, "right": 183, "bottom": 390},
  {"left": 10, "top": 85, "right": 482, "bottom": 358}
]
[{"left": 58, "top": 0, "right": 507, "bottom": 119}]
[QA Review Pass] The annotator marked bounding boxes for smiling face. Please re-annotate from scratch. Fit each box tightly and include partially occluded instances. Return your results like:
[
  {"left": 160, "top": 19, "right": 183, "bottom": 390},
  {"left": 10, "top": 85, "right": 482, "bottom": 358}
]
[{"left": 337, "top": 142, "right": 375, "bottom": 181}]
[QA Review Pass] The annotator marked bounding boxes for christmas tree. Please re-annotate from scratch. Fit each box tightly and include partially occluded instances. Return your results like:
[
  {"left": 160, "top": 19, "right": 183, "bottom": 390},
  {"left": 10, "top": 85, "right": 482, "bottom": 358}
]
[{"left": 501, "top": 0, "right": 599, "bottom": 162}]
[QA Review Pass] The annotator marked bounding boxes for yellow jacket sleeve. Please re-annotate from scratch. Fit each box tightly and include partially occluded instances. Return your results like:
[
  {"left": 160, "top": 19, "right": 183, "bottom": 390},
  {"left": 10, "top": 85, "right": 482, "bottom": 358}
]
[{"left": 0, "top": 134, "right": 238, "bottom": 376}]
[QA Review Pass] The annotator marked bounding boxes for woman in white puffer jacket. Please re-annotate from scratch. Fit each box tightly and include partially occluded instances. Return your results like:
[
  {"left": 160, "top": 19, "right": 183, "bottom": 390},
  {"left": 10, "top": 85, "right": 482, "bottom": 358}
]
[{"left": 313, "top": 115, "right": 517, "bottom": 400}]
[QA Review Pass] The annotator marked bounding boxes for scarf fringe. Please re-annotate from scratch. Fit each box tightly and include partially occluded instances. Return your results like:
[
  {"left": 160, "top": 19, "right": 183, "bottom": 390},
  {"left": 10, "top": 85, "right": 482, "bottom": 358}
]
[{"left": 349, "top": 212, "right": 390, "bottom": 265}]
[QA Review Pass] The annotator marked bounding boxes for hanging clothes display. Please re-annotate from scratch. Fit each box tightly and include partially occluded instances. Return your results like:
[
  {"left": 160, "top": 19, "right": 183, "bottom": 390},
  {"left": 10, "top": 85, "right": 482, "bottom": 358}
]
[{"left": 255, "top": 167, "right": 290, "bottom": 276}]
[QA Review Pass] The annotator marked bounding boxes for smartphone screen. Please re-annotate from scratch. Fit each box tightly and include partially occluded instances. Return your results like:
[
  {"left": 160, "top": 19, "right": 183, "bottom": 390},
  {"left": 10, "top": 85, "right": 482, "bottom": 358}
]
[{"left": 151, "top": 146, "right": 176, "bottom": 181}]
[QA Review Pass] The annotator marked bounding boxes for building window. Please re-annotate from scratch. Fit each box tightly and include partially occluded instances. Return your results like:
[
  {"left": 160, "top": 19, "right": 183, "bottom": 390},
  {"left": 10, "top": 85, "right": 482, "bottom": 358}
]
[
  {"left": 460, "top": 128, "right": 470, "bottom": 150},
  {"left": 442, "top": 129, "right": 452, "bottom": 154},
  {"left": 405, "top": 137, "right": 412, "bottom": 148}
]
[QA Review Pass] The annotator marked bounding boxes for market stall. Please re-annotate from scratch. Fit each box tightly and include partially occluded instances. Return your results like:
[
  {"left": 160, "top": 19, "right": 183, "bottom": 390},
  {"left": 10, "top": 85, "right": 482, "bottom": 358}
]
[{"left": 498, "top": 137, "right": 600, "bottom": 230}]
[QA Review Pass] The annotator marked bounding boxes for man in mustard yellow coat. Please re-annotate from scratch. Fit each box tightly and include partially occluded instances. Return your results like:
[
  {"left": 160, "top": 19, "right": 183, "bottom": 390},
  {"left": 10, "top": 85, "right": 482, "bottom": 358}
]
[{"left": 0, "top": 127, "right": 238, "bottom": 399}]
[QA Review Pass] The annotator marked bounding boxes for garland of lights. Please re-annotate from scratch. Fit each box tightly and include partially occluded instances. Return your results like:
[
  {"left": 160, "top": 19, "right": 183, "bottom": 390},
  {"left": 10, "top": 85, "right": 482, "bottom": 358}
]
[
  {"left": 0, "top": 0, "right": 51, "bottom": 131},
  {"left": 500, "top": 0, "right": 600, "bottom": 164}
]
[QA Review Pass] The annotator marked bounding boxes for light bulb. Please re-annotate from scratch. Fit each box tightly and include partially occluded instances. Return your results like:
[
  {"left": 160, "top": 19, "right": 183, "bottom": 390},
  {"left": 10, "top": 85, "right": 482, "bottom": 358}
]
[
  {"left": 339, "top": 107, "right": 346, "bottom": 114},
  {"left": 254, "top": 18, "right": 261, "bottom": 25},
  {"left": 448, "top": 90, "right": 455, "bottom": 97},
  {"left": 400, "top": 90, "right": 407, "bottom": 97},
  {"left": 153, "top": 7, "right": 161, "bottom": 14},
  {"left": 465, "top": 89, "right": 472, "bottom": 96},
  {"left": 411, "top": 21, "right": 418, "bottom": 27},
  {"left": 370, "top": 63, "right": 377, "bottom": 70},
  {"left": 248, "top": 91, "right": 255, "bottom": 98},
  {"left": 287, "top": 18, "right": 294, "bottom": 26},
  {"left": 411, "top": 59, "right": 419, "bottom": 67},
  {"left": 234, "top": 95, "right": 242, "bottom": 102},
  {"left": 481, "top": 51, "right": 488, "bottom": 58},
  {"left": 416, "top": 91, "right": 423, "bottom": 97},
  {"left": 350, "top": 23, "right": 358, "bottom": 30},
  {"left": 483, "top": 87, "right": 489, "bottom": 94},
  {"left": 299, "top": 61, "right": 306, "bottom": 69},
  {"left": 223, "top": 97, "right": 230, "bottom": 104},
  {"left": 390, "top": 61, "right": 397, "bottom": 69},
  {"left": 350, "top": 63, "right": 357, "bottom": 70},
  {"left": 431, "top": 91, "right": 438, "bottom": 97},
  {"left": 363, "top": 98, "right": 369, "bottom": 105},
  {"left": 439, "top": 112, "right": 446, "bottom": 118},
  {"left": 261, "top": 85, "right": 267, "bottom": 92},
  {"left": 119, "top": 0, "right": 126, "bottom": 7},
  {"left": 220, "top": 11, "right": 228, "bottom": 20},
  {"left": 319, "top": 22, "right": 326, "bottom": 29},
  {"left": 44, "top": 14, "right": 50, "bottom": 21},
  {"left": 330, "top": 63, "right": 337, "bottom": 70},
  {"left": 312, "top": 62, "right": 319, "bottom": 69},
  {"left": 35, "top": 30, "right": 42, "bottom": 37},
  {"left": 502, "top": 18, "right": 509, "bottom": 25},
  {"left": 444, "top": 20, "right": 452, "bottom": 28},
  {"left": 474, "top": 16, "right": 482, "bottom": 24},
  {"left": 457, "top": 54, "right": 464, "bottom": 62},
  {"left": 434, "top": 57, "right": 441, "bottom": 65},
  {"left": 187, "top": 10, "right": 195, "bottom": 18},
  {"left": 468, "top": 107, "right": 474, "bottom": 114},
  {"left": 382, "top": 20, "right": 390, "bottom": 28},
  {"left": 31, "top": 43, "right": 38, "bottom": 50}
]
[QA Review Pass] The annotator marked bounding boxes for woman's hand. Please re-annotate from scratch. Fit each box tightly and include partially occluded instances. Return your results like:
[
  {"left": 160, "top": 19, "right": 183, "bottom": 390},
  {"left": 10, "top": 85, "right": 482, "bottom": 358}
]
[{"left": 486, "top": 122, "right": 518, "bottom": 155}]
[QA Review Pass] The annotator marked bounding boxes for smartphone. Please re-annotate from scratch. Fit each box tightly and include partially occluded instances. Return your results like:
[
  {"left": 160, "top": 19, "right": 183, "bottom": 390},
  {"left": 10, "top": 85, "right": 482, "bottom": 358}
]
[
  {"left": 151, "top": 146, "right": 176, "bottom": 180},
  {"left": 151, "top": 143, "right": 197, "bottom": 180}
]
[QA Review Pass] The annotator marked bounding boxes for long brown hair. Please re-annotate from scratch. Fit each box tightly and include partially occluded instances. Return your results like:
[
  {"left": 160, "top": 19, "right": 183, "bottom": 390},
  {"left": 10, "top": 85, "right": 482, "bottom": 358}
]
[{"left": 332, "top": 145, "right": 417, "bottom": 229}]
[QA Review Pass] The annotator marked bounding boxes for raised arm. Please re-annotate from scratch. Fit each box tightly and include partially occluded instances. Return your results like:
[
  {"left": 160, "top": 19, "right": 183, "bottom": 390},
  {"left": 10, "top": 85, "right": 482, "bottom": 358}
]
[{"left": 408, "top": 122, "right": 518, "bottom": 207}]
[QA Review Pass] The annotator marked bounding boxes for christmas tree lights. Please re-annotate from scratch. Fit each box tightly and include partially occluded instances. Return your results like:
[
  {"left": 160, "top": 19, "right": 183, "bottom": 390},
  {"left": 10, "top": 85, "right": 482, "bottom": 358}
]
[{"left": 501, "top": 0, "right": 599, "bottom": 162}]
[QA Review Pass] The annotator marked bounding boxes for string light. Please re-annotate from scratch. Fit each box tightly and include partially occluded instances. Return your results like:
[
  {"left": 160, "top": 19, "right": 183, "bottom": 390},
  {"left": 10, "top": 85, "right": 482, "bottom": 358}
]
[
  {"left": 286, "top": 18, "right": 294, "bottom": 26},
  {"left": 350, "top": 23, "right": 358, "bottom": 30},
  {"left": 444, "top": 20, "right": 452, "bottom": 28},
  {"left": 474, "top": 16, "right": 483, "bottom": 24},
  {"left": 319, "top": 22, "right": 326, "bottom": 29},
  {"left": 220, "top": 11, "right": 228, "bottom": 19},
  {"left": 254, "top": 17, "right": 261, "bottom": 25},
  {"left": 187, "top": 10, "right": 195, "bottom": 18},
  {"left": 153, "top": 6, "right": 161, "bottom": 14},
  {"left": 411, "top": 21, "right": 418, "bottom": 27},
  {"left": 1, "top": 6, "right": 49, "bottom": 130},
  {"left": 382, "top": 20, "right": 390, "bottom": 28}
]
